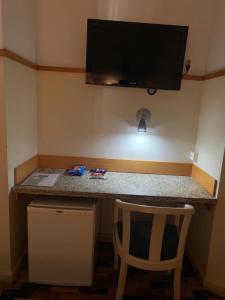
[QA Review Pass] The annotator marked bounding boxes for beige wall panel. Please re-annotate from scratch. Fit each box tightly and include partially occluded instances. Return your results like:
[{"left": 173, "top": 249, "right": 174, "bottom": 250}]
[
  {"left": 206, "top": 151, "right": 225, "bottom": 289},
  {"left": 38, "top": 72, "right": 202, "bottom": 163},
  {"left": 190, "top": 76, "right": 225, "bottom": 292},
  {"left": 0, "top": 0, "right": 3, "bottom": 49},
  {"left": 5, "top": 59, "right": 38, "bottom": 189},
  {"left": 4, "top": 58, "right": 38, "bottom": 274},
  {"left": 207, "top": 0, "right": 225, "bottom": 73},
  {"left": 37, "top": 0, "right": 217, "bottom": 75},
  {"left": 195, "top": 77, "right": 225, "bottom": 182},
  {"left": 2, "top": 0, "right": 37, "bottom": 62},
  {"left": 0, "top": 57, "right": 11, "bottom": 278}
]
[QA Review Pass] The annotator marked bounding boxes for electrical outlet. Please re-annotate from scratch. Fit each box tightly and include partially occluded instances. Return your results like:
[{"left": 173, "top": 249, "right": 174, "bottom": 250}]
[{"left": 189, "top": 151, "right": 198, "bottom": 162}]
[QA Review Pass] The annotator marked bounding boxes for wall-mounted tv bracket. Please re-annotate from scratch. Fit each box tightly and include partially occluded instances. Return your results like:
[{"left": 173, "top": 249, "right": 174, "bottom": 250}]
[
  {"left": 146, "top": 59, "right": 191, "bottom": 96},
  {"left": 183, "top": 59, "right": 191, "bottom": 75}
]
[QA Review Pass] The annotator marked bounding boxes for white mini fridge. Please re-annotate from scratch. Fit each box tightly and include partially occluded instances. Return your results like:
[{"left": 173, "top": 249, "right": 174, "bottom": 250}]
[{"left": 27, "top": 198, "right": 96, "bottom": 286}]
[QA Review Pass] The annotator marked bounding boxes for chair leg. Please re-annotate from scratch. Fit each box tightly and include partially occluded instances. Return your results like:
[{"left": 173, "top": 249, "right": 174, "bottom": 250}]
[
  {"left": 115, "top": 260, "right": 128, "bottom": 300},
  {"left": 113, "top": 236, "right": 118, "bottom": 270},
  {"left": 174, "top": 265, "right": 182, "bottom": 300}
]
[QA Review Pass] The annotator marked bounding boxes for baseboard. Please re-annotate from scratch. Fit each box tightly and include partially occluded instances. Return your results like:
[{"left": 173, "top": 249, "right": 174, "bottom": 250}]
[{"left": 204, "top": 279, "right": 225, "bottom": 298}]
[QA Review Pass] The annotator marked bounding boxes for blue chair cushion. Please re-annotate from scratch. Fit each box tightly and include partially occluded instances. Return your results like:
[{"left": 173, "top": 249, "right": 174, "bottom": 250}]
[{"left": 118, "top": 221, "right": 179, "bottom": 261}]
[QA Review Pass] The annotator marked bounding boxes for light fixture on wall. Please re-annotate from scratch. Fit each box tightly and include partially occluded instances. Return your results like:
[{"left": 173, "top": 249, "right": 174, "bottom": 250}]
[{"left": 136, "top": 108, "right": 151, "bottom": 133}]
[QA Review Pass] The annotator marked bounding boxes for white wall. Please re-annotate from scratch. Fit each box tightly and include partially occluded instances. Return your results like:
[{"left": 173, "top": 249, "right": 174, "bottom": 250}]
[
  {"left": 5, "top": 59, "right": 37, "bottom": 189},
  {"left": 190, "top": 76, "right": 225, "bottom": 294},
  {"left": 206, "top": 150, "right": 225, "bottom": 291},
  {"left": 195, "top": 78, "right": 225, "bottom": 180},
  {"left": 0, "top": 0, "right": 38, "bottom": 279},
  {"left": 203, "top": 4, "right": 225, "bottom": 290},
  {"left": 1, "top": 0, "right": 38, "bottom": 188},
  {"left": 0, "top": 58, "right": 12, "bottom": 280},
  {"left": 2, "top": 56, "right": 37, "bottom": 276},
  {"left": 188, "top": 77, "right": 225, "bottom": 279},
  {"left": 0, "top": 1, "right": 11, "bottom": 279},
  {"left": 38, "top": 72, "right": 202, "bottom": 162},
  {"left": 37, "top": 0, "right": 217, "bottom": 75},
  {"left": 37, "top": 0, "right": 97, "bottom": 68},
  {"left": 207, "top": 0, "right": 225, "bottom": 73},
  {"left": 0, "top": 0, "right": 3, "bottom": 48},
  {"left": 188, "top": 1, "right": 225, "bottom": 294},
  {"left": 2, "top": 0, "right": 37, "bottom": 62},
  {"left": 37, "top": 0, "right": 216, "bottom": 162}
]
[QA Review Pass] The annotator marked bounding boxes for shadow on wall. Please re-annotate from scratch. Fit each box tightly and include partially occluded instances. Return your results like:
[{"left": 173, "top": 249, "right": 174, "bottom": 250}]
[
  {"left": 187, "top": 149, "right": 225, "bottom": 280},
  {"left": 205, "top": 148, "right": 225, "bottom": 285},
  {"left": 9, "top": 192, "right": 31, "bottom": 276}
]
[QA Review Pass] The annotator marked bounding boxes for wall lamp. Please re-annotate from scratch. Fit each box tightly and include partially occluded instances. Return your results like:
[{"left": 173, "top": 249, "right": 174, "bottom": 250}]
[{"left": 136, "top": 108, "right": 151, "bottom": 133}]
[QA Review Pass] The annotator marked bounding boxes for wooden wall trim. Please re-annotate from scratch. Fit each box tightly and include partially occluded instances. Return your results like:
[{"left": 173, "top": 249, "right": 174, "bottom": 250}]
[
  {"left": 32, "top": 68, "right": 203, "bottom": 80},
  {"left": 14, "top": 155, "right": 38, "bottom": 184},
  {"left": 191, "top": 164, "right": 217, "bottom": 196},
  {"left": 1, "top": 48, "right": 225, "bottom": 81},
  {"left": 183, "top": 74, "right": 205, "bottom": 81},
  {"left": 204, "top": 69, "right": 225, "bottom": 80},
  {"left": 37, "top": 65, "right": 85, "bottom": 73},
  {"left": 0, "top": 49, "right": 37, "bottom": 70},
  {"left": 38, "top": 154, "right": 192, "bottom": 176}
]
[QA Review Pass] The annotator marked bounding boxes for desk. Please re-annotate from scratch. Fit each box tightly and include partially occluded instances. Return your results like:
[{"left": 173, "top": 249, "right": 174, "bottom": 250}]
[
  {"left": 11, "top": 168, "right": 216, "bottom": 270},
  {"left": 13, "top": 168, "right": 216, "bottom": 204}
]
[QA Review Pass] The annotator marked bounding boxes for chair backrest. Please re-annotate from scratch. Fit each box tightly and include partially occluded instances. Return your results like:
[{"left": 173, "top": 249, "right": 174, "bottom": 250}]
[{"left": 114, "top": 199, "right": 195, "bottom": 269}]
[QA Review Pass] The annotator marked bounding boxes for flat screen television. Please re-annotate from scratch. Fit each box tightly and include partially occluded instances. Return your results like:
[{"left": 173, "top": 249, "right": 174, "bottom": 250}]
[{"left": 85, "top": 19, "right": 188, "bottom": 91}]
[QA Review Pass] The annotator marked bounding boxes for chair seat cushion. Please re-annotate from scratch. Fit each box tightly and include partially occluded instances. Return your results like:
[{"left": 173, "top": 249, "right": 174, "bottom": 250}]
[{"left": 118, "top": 221, "right": 179, "bottom": 261}]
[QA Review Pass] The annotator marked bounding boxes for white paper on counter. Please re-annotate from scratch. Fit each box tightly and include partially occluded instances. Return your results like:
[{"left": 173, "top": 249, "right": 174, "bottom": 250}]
[{"left": 22, "top": 173, "right": 60, "bottom": 187}]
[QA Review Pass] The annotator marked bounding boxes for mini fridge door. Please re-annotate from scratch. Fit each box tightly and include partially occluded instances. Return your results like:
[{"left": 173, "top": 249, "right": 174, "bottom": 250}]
[{"left": 28, "top": 205, "right": 95, "bottom": 286}]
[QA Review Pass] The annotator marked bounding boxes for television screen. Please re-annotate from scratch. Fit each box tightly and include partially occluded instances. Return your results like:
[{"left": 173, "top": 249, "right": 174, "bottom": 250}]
[{"left": 86, "top": 19, "right": 188, "bottom": 91}]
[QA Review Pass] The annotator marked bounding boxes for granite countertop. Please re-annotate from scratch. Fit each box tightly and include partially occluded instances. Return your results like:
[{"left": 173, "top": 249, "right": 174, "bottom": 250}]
[{"left": 12, "top": 169, "right": 216, "bottom": 204}]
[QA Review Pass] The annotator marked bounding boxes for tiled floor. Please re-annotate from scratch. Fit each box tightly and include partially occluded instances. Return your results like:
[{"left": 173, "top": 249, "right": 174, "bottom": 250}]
[{"left": 0, "top": 242, "right": 224, "bottom": 300}]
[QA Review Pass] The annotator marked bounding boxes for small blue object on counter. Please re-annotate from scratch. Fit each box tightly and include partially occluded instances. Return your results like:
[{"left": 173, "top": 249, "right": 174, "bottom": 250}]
[
  {"left": 65, "top": 165, "right": 86, "bottom": 176},
  {"left": 89, "top": 168, "right": 107, "bottom": 179}
]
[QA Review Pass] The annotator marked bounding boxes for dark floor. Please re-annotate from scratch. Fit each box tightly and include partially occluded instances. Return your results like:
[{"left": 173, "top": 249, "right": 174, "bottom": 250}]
[{"left": 0, "top": 242, "right": 224, "bottom": 300}]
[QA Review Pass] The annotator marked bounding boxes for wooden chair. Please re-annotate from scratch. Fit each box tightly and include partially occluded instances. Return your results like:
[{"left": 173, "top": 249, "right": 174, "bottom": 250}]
[{"left": 113, "top": 199, "right": 195, "bottom": 300}]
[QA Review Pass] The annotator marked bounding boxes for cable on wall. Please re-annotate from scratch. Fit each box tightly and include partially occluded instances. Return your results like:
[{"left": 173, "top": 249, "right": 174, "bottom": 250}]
[{"left": 146, "top": 59, "right": 191, "bottom": 96}]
